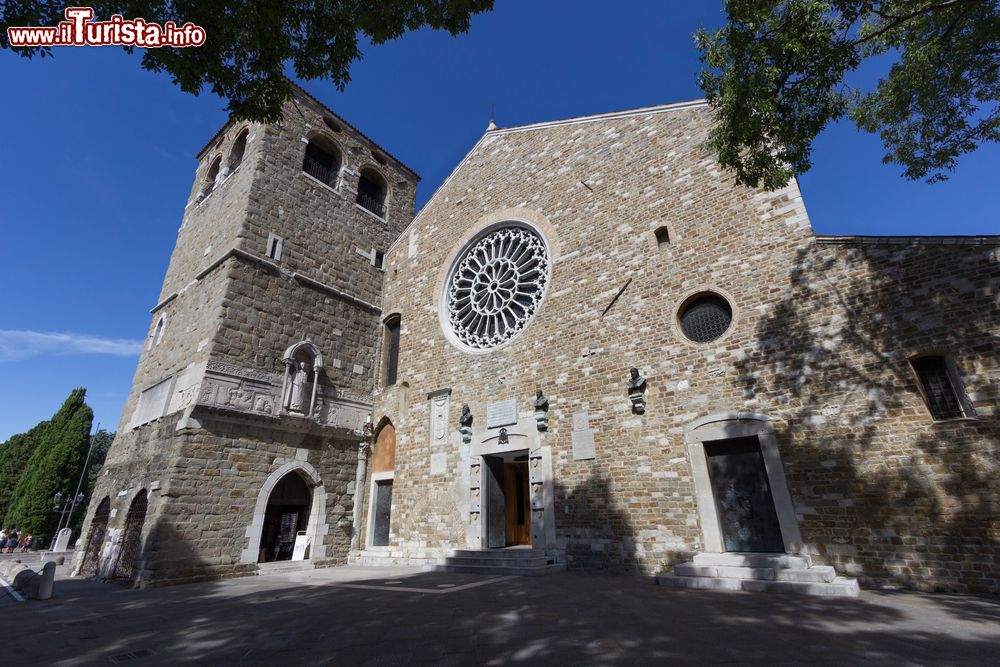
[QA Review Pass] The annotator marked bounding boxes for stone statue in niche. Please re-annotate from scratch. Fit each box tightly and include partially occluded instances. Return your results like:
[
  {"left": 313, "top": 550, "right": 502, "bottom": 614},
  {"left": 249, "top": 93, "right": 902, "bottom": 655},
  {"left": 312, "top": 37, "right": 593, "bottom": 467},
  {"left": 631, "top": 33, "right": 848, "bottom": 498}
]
[
  {"left": 280, "top": 341, "right": 323, "bottom": 419},
  {"left": 627, "top": 367, "right": 647, "bottom": 415},
  {"left": 288, "top": 361, "right": 312, "bottom": 414},
  {"left": 533, "top": 388, "right": 549, "bottom": 431},
  {"left": 459, "top": 404, "right": 473, "bottom": 444}
]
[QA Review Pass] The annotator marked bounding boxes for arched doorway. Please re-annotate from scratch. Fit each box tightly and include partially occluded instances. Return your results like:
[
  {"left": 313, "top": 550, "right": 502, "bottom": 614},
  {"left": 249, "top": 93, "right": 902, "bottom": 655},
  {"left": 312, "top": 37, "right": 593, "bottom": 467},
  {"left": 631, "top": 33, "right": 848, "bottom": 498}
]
[
  {"left": 367, "top": 420, "right": 396, "bottom": 547},
  {"left": 110, "top": 491, "right": 148, "bottom": 583},
  {"left": 79, "top": 497, "right": 110, "bottom": 577},
  {"left": 258, "top": 472, "right": 313, "bottom": 562}
]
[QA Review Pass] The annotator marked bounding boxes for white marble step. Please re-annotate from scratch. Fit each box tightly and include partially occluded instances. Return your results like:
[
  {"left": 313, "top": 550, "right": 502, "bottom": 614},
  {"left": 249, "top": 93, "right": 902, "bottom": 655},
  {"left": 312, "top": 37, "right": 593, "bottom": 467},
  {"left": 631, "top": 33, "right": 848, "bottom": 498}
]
[
  {"left": 435, "top": 562, "right": 566, "bottom": 577},
  {"left": 692, "top": 552, "right": 812, "bottom": 569},
  {"left": 450, "top": 549, "right": 547, "bottom": 560},
  {"left": 656, "top": 573, "right": 859, "bottom": 597},
  {"left": 435, "top": 548, "right": 564, "bottom": 576},
  {"left": 256, "top": 560, "right": 315, "bottom": 575},
  {"left": 673, "top": 563, "right": 837, "bottom": 583},
  {"left": 439, "top": 555, "right": 551, "bottom": 568}
]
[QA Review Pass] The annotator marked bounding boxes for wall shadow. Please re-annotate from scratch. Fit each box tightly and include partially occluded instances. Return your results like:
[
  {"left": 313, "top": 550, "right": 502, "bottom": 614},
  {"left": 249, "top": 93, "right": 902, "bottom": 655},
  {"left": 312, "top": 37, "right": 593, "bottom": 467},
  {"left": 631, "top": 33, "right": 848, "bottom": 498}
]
[
  {"left": 555, "top": 471, "right": 664, "bottom": 573},
  {"left": 732, "top": 241, "right": 999, "bottom": 593}
]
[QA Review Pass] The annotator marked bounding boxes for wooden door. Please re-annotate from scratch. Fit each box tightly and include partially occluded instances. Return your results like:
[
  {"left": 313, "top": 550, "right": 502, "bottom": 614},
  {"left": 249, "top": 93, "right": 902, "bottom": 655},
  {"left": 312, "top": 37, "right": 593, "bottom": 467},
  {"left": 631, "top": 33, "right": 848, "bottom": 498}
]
[
  {"left": 705, "top": 436, "right": 784, "bottom": 553},
  {"left": 503, "top": 461, "right": 531, "bottom": 546}
]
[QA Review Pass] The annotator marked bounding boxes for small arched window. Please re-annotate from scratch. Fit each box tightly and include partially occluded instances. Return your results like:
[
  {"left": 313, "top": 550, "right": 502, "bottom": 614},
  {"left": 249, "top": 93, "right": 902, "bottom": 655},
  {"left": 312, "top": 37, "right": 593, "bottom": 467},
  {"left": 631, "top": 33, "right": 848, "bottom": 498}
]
[
  {"left": 302, "top": 137, "right": 341, "bottom": 189},
  {"left": 228, "top": 128, "right": 248, "bottom": 172},
  {"left": 203, "top": 156, "right": 222, "bottom": 196},
  {"left": 357, "top": 168, "right": 387, "bottom": 218},
  {"left": 382, "top": 315, "right": 401, "bottom": 387}
]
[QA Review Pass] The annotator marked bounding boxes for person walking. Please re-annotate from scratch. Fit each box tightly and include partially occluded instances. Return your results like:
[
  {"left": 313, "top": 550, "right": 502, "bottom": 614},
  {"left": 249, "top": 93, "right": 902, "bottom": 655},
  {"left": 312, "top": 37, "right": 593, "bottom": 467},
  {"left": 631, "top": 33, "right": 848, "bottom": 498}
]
[
  {"left": 19, "top": 533, "right": 32, "bottom": 553},
  {"left": 4, "top": 529, "right": 17, "bottom": 554}
]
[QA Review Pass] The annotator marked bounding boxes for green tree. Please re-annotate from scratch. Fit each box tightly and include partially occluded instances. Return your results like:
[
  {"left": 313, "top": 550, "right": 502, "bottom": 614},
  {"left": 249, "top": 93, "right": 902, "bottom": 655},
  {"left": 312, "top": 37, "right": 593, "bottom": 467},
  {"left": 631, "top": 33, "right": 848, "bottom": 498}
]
[
  {"left": 1, "top": 1, "right": 495, "bottom": 122},
  {"left": 696, "top": 0, "right": 1000, "bottom": 190},
  {"left": 0, "top": 420, "right": 49, "bottom": 522},
  {"left": 4, "top": 389, "right": 94, "bottom": 543}
]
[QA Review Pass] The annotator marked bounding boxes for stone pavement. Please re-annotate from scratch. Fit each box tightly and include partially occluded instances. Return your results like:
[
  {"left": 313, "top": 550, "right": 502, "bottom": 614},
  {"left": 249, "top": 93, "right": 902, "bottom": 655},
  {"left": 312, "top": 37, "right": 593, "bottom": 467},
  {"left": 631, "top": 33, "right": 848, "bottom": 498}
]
[{"left": 1, "top": 565, "right": 998, "bottom": 665}]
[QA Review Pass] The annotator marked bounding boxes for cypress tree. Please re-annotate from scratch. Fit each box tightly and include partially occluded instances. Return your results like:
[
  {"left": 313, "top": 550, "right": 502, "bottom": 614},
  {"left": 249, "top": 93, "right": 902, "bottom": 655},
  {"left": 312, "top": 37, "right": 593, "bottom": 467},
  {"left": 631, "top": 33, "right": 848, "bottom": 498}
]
[
  {"left": 4, "top": 389, "right": 94, "bottom": 543},
  {"left": 0, "top": 420, "right": 49, "bottom": 521}
]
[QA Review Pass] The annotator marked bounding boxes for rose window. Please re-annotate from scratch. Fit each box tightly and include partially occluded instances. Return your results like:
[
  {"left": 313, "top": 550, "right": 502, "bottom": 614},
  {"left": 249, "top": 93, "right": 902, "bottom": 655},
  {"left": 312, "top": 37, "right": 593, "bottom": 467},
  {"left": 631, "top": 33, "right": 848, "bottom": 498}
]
[{"left": 445, "top": 226, "right": 550, "bottom": 350}]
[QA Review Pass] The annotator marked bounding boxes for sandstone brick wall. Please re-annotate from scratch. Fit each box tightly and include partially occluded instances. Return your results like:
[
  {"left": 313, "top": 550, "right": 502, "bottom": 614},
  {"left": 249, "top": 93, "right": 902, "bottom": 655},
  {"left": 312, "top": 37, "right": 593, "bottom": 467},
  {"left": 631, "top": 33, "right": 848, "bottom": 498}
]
[
  {"left": 241, "top": 93, "right": 417, "bottom": 307},
  {"left": 369, "top": 103, "right": 999, "bottom": 592},
  {"left": 767, "top": 239, "right": 1000, "bottom": 592},
  {"left": 80, "top": 89, "right": 418, "bottom": 587}
]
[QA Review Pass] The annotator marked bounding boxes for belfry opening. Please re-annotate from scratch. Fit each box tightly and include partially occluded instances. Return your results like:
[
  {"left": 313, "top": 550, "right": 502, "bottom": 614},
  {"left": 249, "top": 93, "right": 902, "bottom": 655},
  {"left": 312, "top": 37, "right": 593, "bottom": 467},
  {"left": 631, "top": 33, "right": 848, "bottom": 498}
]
[{"left": 258, "top": 472, "right": 312, "bottom": 563}]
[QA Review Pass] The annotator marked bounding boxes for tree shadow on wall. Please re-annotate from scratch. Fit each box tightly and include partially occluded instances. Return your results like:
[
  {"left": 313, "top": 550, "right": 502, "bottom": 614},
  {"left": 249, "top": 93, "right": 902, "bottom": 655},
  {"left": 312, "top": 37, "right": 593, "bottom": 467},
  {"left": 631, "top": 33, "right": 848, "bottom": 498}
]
[
  {"left": 733, "top": 242, "right": 1000, "bottom": 593},
  {"left": 554, "top": 471, "right": 687, "bottom": 573}
]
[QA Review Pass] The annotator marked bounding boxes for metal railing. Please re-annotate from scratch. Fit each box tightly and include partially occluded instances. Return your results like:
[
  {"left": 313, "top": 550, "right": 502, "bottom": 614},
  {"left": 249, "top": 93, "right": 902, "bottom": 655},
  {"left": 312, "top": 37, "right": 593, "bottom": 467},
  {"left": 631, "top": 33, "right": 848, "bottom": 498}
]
[
  {"left": 303, "top": 154, "right": 338, "bottom": 188},
  {"left": 356, "top": 190, "right": 385, "bottom": 218}
]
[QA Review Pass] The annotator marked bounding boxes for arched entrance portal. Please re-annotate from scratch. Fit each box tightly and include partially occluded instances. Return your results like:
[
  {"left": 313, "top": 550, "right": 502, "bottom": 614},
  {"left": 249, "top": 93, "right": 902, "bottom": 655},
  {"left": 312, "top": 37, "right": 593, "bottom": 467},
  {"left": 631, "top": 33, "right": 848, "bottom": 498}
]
[
  {"left": 110, "top": 491, "right": 148, "bottom": 583},
  {"left": 258, "top": 472, "right": 313, "bottom": 562},
  {"left": 366, "top": 420, "right": 395, "bottom": 548},
  {"left": 79, "top": 497, "right": 110, "bottom": 577}
]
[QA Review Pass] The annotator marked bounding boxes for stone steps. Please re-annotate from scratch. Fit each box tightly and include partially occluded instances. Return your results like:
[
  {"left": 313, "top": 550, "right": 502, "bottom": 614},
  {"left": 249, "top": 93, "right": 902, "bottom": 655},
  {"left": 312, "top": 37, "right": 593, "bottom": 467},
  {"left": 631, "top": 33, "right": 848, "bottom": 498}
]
[
  {"left": 256, "top": 560, "right": 315, "bottom": 575},
  {"left": 435, "top": 562, "right": 565, "bottom": 577},
  {"left": 657, "top": 552, "right": 859, "bottom": 598},
  {"left": 435, "top": 549, "right": 564, "bottom": 577},
  {"left": 692, "top": 552, "right": 813, "bottom": 569},
  {"left": 673, "top": 563, "right": 837, "bottom": 583}
]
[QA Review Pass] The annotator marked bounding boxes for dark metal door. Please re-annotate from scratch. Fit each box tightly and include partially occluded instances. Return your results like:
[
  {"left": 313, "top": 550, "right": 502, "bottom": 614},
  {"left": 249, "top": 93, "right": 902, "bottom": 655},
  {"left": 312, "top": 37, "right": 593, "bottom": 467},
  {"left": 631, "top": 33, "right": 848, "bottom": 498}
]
[
  {"left": 110, "top": 491, "right": 149, "bottom": 583},
  {"left": 485, "top": 456, "right": 506, "bottom": 548},
  {"left": 705, "top": 437, "right": 784, "bottom": 553},
  {"left": 79, "top": 497, "right": 111, "bottom": 577},
  {"left": 372, "top": 480, "right": 392, "bottom": 546}
]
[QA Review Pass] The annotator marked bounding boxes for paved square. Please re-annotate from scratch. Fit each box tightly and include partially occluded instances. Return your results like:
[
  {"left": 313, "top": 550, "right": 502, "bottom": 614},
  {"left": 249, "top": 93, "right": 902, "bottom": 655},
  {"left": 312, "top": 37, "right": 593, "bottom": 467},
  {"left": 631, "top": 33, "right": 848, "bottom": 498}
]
[{"left": 2, "top": 566, "right": 999, "bottom": 665}]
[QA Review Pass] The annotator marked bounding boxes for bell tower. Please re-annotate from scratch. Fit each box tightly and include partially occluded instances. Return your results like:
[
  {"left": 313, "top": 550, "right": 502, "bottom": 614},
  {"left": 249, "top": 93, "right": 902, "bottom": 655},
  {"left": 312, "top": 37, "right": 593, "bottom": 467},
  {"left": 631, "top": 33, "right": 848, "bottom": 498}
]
[{"left": 76, "top": 83, "right": 418, "bottom": 586}]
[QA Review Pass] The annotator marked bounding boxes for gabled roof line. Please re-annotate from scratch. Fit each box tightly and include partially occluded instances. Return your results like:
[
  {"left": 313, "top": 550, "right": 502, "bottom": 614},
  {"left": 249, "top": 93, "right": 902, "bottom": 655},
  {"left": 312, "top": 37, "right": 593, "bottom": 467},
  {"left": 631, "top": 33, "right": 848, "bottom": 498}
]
[
  {"left": 487, "top": 99, "right": 708, "bottom": 136},
  {"left": 386, "top": 131, "right": 490, "bottom": 256},
  {"left": 387, "top": 100, "right": 709, "bottom": 256}
]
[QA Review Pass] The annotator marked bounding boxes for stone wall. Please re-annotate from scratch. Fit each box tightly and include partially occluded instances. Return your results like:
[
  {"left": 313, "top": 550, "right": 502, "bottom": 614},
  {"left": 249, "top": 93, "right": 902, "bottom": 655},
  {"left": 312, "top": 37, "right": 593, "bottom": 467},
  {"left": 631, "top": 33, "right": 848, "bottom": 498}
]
[
  {"left": 369, "top": 103, "right": 999, "bottom": 592},
  {"left": 78, "top": 88, "right": 417, "bottom": 586}
]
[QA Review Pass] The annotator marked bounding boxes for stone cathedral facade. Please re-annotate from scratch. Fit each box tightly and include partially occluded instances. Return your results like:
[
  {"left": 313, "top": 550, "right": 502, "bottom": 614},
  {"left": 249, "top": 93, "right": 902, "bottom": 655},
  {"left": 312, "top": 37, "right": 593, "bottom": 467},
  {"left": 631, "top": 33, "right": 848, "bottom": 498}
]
[{"left": 76, "top": 85, "right": 1000, "bottom": 594}]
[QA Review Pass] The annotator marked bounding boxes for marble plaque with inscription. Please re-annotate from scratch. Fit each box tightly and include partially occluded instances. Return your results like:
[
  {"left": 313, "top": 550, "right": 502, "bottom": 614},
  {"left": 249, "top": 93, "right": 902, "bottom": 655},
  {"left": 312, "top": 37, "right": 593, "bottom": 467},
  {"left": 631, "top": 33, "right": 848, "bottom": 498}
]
[
  {"left": 429, "top": 391, "right": 450, "bottom": 446},
  {"left": 486, "top": 398, "right": 518, "bottom": 429},
  {"left": 572, "top": 430, "right": 595, "bottom": 460}
]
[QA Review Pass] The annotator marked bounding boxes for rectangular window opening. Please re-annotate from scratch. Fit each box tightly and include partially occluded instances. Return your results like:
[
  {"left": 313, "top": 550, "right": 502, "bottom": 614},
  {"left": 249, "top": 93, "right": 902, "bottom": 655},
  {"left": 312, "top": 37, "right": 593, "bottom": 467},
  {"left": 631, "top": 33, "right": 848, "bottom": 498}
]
[
  {"left": 266, "top": 233, "right": 283, "bottom": 261},
  {"left": 911, "top": 355, "right": 967, "bottom": 420}
]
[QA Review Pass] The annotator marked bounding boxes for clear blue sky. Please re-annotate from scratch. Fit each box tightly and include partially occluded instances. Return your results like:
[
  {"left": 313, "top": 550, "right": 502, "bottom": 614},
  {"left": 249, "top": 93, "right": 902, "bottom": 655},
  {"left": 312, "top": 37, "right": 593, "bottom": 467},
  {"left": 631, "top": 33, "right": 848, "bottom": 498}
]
[{"left": 0, "top": 1, "right": 997, "bottom": 441}]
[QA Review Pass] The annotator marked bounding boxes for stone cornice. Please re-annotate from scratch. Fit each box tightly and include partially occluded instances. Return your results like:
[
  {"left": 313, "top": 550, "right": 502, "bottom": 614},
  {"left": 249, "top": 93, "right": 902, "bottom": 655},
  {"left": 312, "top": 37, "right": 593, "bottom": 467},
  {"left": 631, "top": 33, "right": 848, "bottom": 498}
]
[{"left": 164, "top": 245, "right": 379, "bottom": 315}]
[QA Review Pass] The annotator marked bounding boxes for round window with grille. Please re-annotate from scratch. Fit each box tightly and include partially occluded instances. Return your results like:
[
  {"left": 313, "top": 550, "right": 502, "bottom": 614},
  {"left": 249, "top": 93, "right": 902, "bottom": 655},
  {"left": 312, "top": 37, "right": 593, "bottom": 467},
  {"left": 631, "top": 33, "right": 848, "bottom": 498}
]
[
  {"left": 679, "top": 294, "right": 733, "bottom": 343},
  {"left": 443, "top": 224, "right": 550, "bottom": 351}
]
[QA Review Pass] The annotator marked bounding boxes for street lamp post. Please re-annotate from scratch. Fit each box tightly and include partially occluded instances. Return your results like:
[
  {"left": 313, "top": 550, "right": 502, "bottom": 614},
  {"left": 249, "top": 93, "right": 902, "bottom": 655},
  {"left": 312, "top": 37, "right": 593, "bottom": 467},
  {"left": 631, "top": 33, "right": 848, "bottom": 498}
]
[{"left": 48, "top": 422, "right": 100, "bottom": 551}]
